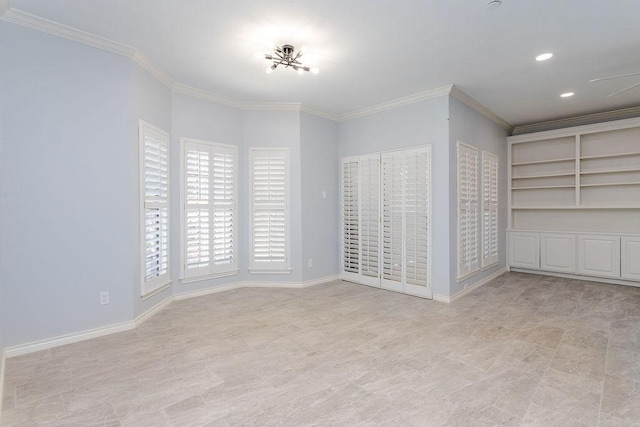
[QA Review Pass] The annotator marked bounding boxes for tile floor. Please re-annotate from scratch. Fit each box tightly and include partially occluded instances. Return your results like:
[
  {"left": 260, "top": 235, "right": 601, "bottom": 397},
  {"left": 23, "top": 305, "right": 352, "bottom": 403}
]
[{"left": 2, "top": 272, "right": 640, "bottom": 426}]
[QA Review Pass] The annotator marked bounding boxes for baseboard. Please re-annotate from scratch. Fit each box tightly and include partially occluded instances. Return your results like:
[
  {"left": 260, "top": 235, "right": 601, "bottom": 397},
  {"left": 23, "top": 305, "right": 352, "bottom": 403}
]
[
  {"left": 510, "top": 268, "right": 640, "bottom": 288},
  {"left": 4, "top": 275, "right": 340, "bottom": 358},
  {"left": 434, "top": 267, "right": 507, "bottom": 303},
  {"left": 0, "top": 351, "right": 5, "bottom": 419},
  {"left": 4, "top": 319, "right": 136, "bottom": 358}
]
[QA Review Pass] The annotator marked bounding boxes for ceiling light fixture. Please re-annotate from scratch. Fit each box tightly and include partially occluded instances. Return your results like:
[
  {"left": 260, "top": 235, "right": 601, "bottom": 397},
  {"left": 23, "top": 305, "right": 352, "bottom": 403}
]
[
  {"left": 560, "top": 92, "right": 574, "bottom": 98},
  {"left": 486, "top": 0, "right": 502, "bottom": 9},
  {"left": 265, "top": 44, "right": 318, "bottom": 75},
  {"left": 536, "top": 53, "right": 553, "bottom": 61}
]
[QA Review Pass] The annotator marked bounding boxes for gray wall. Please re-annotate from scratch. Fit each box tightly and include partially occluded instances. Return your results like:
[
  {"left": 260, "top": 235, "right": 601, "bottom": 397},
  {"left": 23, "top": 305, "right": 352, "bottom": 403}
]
[
  {"left": 0, "top": 22, "right": 135, "bottom": 346},
  {"left": 338, "top": 96, "right": 452, "bottom": 297},
  {"left": 241, "top": 110, "right": 303, "bottom": 283},
  {"left": 131, "top": 63, "right": 173, "bottom": 316},
  {"left": 170, "top": 92, "right": 243, "bottom": 296},
  {"left": 448, "top": 96, "right": 509, "bottom": 296},
  {"left": 300, "top": 112, "right": 340, "bottom": 281}
]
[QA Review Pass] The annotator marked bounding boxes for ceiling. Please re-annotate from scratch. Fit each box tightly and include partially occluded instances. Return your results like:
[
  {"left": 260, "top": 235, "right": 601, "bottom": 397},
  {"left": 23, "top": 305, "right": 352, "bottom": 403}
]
[{"left": 5, "top": 0, "right": 640, "bottom": 126}]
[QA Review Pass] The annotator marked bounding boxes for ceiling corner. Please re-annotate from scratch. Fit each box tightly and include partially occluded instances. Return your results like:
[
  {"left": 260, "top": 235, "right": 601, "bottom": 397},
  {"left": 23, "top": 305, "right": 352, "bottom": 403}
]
[{"left": 450, "top": 85, "right": 513, "bottom": 132}]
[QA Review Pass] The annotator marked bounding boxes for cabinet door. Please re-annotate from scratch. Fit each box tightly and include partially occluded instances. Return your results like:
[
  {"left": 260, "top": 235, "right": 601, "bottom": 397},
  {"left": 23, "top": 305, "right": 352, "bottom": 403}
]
[
  {"left": 577, "top": 235, "right": 620, "bottom": 279},
  {"left": 509, "top": 232, "right": 540, "bottom": 270},
  {"left": 541, "top": 234, "right": 576, "bottom": 273},
  {"left": 621, "top": 237, "right": 640, "bottom": 281}
]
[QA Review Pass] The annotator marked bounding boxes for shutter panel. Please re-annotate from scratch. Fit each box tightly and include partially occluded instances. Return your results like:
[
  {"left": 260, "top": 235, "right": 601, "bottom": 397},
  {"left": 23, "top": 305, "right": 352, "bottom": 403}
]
[
  {"left": 482, "top": 151, "right": 499, "bottom": 268},
  {"left": 458, "top": 142, "right": 480, "bottom": 279},
  {"left": 341, "top": 158, "right": 360, "bottom": 275},
  {"left": 140, "top": 121, "right": 170, "bottom": 295},
  {"left": 182, "top": 140, "right": 237, "bottom": 281},
  {"left": 382, "top": 152, "right": 404, "bottom": 291},
  {"left": 360, "top": 154, "right": 380, "bottom": 282},
  {"left": 251, "top": 148, "right": 289, "bottom": 271},
  {"left": 404, "top": 148, "right": 430, "bottom": 289}
]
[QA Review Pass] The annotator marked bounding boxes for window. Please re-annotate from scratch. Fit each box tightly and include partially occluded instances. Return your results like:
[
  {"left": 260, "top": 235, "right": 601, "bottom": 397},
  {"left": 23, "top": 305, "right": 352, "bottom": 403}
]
[
  {"left": 180, "top": 138, "right": 238, "bottom": 282},
  {"left": 250, "top": 148, "right": 290, "bottom": 273},
  {"left": 457, "top": 141, "right": 480, "bottom": 280},
  {"left": 482, "top": 151, "right": 499, "bottom": 269},
  {"left": 139, "top": 120, "right": 170, "bottom": 296}
]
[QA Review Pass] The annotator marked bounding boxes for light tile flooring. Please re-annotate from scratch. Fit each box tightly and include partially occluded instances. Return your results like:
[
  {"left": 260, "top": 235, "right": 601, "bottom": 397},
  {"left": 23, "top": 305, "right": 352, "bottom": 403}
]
[{"left": 2, "top": 272, "right": 640, "bottom": 426}]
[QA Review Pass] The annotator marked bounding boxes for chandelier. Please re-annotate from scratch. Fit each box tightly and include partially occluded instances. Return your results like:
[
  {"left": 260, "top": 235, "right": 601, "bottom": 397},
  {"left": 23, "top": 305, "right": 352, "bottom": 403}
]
[{"left": 265, "top": 44, "right": 319, "bottom": 75}]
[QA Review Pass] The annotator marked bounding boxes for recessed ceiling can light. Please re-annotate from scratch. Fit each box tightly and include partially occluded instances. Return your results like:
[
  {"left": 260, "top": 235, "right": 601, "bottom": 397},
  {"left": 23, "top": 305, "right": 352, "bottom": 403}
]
[
  {"left": 486, "top": 0, "right": 502, "bottom": 9},
  {"left": 536, "top": 53, "right": 553, "bottom": 61},
  {"left": 561, "top": 92, "right": 574, "bottom": 98}
]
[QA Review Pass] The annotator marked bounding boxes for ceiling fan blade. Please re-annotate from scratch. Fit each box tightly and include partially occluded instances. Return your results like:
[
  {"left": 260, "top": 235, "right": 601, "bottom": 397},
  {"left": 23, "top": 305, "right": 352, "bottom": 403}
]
[
  {"left": 606, "top": 81, "right": 640, "bottom": 98},
  {"left": 589, "top": 71, "right": 640, "bottom": 83}
]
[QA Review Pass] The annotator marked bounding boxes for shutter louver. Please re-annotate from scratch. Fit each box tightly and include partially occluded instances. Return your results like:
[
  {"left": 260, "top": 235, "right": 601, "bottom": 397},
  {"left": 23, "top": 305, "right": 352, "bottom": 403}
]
[
  {"left": 140, "top": 121, "right": 170, "bottom": 295},
  {"left": 382, "top": 152, "right": 404, "bottom": 287},
  {"left": 482, "top": 151, "right": 499, "bottom": 268},
  {"left": 458, "top": 142, "right": 480, "bottom": 279},
  {"left": 182, "top": 140, "right": 237, "bottom": 280},
  {"left": 360, "top": 155, "right": 380, "bottom": 279},
  {"left": 251, "top": 149, "right": 289, "bottom": 271},
  {"left": 404, "top": 148, "right": 430, "bottom": 288},
  {"left": 342, "top": 158, "right": 360, "bottom": 274}
]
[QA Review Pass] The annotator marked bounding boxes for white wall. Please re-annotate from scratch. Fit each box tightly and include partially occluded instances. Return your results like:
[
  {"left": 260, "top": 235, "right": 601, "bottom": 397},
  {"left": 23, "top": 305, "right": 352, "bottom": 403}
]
[
  {"left": 170, "top": 92, "right": 243, "bottom": 295},
  {"left": 0, "top": 22, "right": 135, "bottom": 346},
  {"left": 300, "top": 112, "right": 339, "bottom": 281},
  {"left": 338, "top": 96, "right": 452, "bottom": 297},
  {"left": 448, "top": 96, "right": 509, "bottom": 296},
  {"left": 131, "top": 63, "right": 173, "bottom": 316},
  {"left": 241, "top": 110, "right": 303, "bottom": 283}
]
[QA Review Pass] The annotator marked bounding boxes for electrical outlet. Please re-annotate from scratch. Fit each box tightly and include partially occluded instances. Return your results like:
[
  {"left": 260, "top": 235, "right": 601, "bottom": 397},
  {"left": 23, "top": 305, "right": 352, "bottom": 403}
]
[
  {"left": 100, "top": 291, "right": 110, "bottom": 305},
  {"left": 308, "top": 259, "right": 313, "bottom": 267}
]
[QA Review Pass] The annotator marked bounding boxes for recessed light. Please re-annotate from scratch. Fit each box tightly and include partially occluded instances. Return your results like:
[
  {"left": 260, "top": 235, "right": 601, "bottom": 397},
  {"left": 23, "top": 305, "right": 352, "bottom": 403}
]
[
  {"left": 561, "top": 92, "right": 574, "bottom": 98},
  {"left": 536, "top": 53, "right": 553, "bottom": 61},
  {"left": 486, "top": 0, "right": 502, "bottom": 9}
]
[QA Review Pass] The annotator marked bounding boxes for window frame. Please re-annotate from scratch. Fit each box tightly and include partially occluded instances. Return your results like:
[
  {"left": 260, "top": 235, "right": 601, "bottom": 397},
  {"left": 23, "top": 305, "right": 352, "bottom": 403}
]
[
  {"left": 249, "top": 147, "right": 291, "bottom": 274},
  {"left": 139, "top": 120, "right": 171, "bottom": 297},
  {"left": 180, "top": 137, "right": 239, "bottom": 283}
]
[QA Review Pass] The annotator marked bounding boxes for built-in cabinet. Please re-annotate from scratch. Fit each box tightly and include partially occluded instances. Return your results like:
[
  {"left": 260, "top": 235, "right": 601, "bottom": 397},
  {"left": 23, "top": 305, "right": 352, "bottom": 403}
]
[{"left": 508, "top": 118, "right": 640, "bottom": 285}]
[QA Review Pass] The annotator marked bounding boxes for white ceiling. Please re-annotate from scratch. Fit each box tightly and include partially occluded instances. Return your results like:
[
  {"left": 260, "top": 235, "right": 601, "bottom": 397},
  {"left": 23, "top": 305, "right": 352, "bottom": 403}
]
[{"left": 7, "top": 0, "right": 640, "bottom": 126}]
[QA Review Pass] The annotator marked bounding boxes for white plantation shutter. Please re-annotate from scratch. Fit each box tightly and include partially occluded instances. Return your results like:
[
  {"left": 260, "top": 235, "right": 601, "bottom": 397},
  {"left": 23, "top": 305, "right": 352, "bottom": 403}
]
[
  {"left": 181, "top": 139, "right": 237, "bottom": 281},
  {"left": 359, "top": 154, "right": 380, "bottom": 282},
  {"left": 250, "top": 148, "right": 290, "bottom": 272},
  {"left": 404, "top": 148, "right": 431, "bottom": 290},
  {"left": 482, "top": 151, "right": 499, "bottom": 268},
  {"left": 341, "top": 157, "right": 360, "bottom": 276},
  {"left": 139, "top": 120, "right": 170, "bottom": 295},
  {"left": 458, "top": 142, "right": 480, "bottom": 279},
  {"left": 382, "top": 152, "right": 404, "bottom": 291}
]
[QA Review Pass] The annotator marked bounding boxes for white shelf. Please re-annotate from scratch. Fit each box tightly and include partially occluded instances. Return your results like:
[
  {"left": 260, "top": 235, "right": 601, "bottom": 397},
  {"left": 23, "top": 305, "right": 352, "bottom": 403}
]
[
  {"left": 512, "top": 185, "right": 575, "bottom": 190},
  {"left": 580, "top": 182, "right": 640, "bottom": 188},
  {"left": 512, "top": 157, "right": 575, "bottom": 166},
  {"left": 580, "top": 151, "right": 640, "bottom": 160},
  {"left": 512, "top": 172, "right": 575, "bottom": 180},
  {"left": 580, "top": 167, "right": 640, "bottom": 175}
]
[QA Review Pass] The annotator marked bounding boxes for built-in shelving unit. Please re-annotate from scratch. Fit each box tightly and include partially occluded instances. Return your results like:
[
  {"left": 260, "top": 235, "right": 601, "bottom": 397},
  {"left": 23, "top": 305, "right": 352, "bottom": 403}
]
[{"left": 507, "top": 117, "right": 640, "bottom": 286}]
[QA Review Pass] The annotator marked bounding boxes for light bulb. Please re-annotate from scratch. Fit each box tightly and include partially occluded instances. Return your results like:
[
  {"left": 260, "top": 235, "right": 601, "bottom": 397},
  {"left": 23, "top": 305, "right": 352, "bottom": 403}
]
[
  {"left": 297, "top": 68, "right": 305, "bottom": 75},
  {"left": 536, "top": 53, "right": 553, "bottom": 61},
  {"left": 266, "top": 66, "right": 274, "bottom": 74},
  {"left": 310, "top": 67, "right": 319, "bottom": 75}
]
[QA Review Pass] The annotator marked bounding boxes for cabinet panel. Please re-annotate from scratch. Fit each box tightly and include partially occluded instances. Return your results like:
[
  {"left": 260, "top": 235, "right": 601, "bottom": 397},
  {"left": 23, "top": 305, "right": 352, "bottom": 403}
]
[
  {"left": 621, "top": 237, "right": 640, "bottom": 281},
  {"left": 541, "top": 234, "right": 576, "bottom": 273},
  {"left": 577, "top": 235, "right": 620, "bottom": 278},
  {"left": 509, "top": 232, "right": 539, "bottom": 270}
]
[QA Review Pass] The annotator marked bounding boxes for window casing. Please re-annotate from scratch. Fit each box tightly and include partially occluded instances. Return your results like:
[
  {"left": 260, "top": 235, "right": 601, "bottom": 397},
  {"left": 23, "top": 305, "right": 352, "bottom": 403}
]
[
  {"left": 139, "top": 120, "right": 170, "bottom": 296},
  {"left": 482, "top": 151, "right": 499, "bottom": 269},
  {"left": 457, "top": 141, "right": 480, "bottom": 280},
  {"left": 250, "top": 147, "right": 291, "bottom": 273},
  {"left": 180, "top": 138, "right": 238, "bottom": 282}
]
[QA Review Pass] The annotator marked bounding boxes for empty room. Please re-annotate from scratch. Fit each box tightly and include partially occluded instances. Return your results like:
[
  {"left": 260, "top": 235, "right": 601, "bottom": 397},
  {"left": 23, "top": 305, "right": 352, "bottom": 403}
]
[{"left": 1, "top": 0, "right": 640, "bottom": 425}]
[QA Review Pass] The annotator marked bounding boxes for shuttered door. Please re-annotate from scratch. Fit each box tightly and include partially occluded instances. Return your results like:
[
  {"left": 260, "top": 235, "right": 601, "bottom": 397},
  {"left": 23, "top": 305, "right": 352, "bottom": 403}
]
[
  {"left": 341, "top": 157, "right": 360, "bottom": 281},
  {"left": 482, "top": 151, "right": 499, "bottom": 268},
  {"left": 359, "top": 154, "right": 381, "bottom": 287},
  {"left": 458, "top": 142, "right": 480, "bottom": 279},
  {"left": 381, "top": 152, "right": 404, "bottom": 292},
  {"left": 250, "top": 148, "right": 289, "bottom": 272}
]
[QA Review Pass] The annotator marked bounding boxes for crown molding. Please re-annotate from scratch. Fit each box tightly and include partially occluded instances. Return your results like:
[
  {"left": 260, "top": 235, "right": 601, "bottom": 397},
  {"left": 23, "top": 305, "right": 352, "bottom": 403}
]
[
  {"left": 1, "top": 8, "right": 136, "bottom": 57},
  {"left": 337, "top": 85, "right": 454, "bottom": 121},
  {"left": 512, "top": 105, "right": 640, "bottom": 135},
  {"left": 243, "top": 101, "right": 301, "bottom": 111},
  {"left": 450, "top": 86, "right": 513, "bottom": 132},
  {"left": 172, "top": 82, "right": 244, "bottom": 109},
  {"left": 301, "top": 105, "right": 340, "bottom": 122},
  {"left": 131, "top": 51, "right": 175, "bottom": 89}
]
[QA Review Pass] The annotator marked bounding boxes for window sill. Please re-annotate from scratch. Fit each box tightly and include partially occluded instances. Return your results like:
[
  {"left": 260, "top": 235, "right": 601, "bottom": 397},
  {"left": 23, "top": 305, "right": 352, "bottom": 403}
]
[
  {"left": 181, "top": 270, "right": 239, "bottom": 284},
  {"left": 249, "top": 268, "right": 293, "bottom": 275},
  {"left": 141, "top": 281, "right": 172, "bottom": 300}
]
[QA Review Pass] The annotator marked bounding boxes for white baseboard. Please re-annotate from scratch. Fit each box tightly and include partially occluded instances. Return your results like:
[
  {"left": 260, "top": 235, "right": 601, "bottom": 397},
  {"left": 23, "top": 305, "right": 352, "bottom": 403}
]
[
  {"left": 0, "top": 351, "right": 5, "bottom": 419},
  {"left": 509, "top": 268, "right": 640, "bottom": 288},
  {"left": 5, "top": 275, "right": 340, "bottom": 358},
  {"left": 434, "top": 267, "right": 507, "bottom": 303}
]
